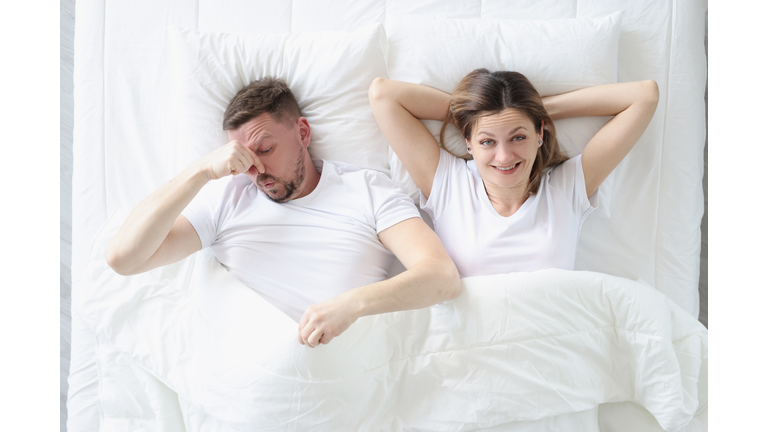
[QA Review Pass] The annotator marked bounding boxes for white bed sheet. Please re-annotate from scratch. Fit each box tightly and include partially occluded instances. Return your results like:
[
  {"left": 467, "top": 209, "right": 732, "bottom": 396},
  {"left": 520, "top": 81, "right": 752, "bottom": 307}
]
[
  {"left": 68, "top": 0, "right": 708, "bottom": 430},
  {"left": 77, "top": 214, "right": 706, "bottom": 431}
]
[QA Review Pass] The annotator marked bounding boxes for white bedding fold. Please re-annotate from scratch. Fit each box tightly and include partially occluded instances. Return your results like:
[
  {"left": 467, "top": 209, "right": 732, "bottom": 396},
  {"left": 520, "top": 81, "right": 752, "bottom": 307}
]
[{"left": 81, "top": 215, "right": 707, "bottom": 431}]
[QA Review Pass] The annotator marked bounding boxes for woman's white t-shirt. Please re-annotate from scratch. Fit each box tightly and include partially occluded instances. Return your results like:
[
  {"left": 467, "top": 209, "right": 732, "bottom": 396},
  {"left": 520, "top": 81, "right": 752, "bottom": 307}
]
[{"left": 421, "top": 149, "right": 598, "bottom": 278}]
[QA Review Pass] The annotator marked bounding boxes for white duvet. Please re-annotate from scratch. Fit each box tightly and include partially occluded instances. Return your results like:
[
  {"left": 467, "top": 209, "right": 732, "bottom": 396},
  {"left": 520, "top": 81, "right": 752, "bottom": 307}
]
[{"left": 80, "top": 217, "right": 707, "bottom": 431}]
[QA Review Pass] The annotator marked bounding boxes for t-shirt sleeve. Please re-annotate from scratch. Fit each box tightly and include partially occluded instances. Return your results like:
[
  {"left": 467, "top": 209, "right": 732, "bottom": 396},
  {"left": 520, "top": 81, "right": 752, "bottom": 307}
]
[
  {"left": 180, "top": 178, "right": 228, "bottom": 249},
  {"left": 548, "top": 154, "right": 599, "bottom": 221},
  {"left": 365, "top": 170, "right": 422, "bottom": 234},
  {"left": 420, "top": 148, "right": 466, "bottom": 223}
]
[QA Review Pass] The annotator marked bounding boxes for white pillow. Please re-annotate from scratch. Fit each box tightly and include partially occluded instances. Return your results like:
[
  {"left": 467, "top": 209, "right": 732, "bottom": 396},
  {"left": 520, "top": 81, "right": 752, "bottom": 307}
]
[
  {"left": 168, "top": 23, "right": 390, "bottom": 173},
  {"left": 384, "top": 13, "right": 622, "bottom": 208}
]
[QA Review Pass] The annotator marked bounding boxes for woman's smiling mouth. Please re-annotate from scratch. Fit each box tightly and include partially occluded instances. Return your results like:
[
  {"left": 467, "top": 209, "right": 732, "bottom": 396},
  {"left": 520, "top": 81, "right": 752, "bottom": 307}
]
[{"left": 492, "top": 161, "right": 521, "bottom": 174}]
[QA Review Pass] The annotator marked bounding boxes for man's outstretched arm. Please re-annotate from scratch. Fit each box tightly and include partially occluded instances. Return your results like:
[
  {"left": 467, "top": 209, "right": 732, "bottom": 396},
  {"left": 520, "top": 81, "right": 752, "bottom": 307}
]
[
  {"left": 298, "top": 217, "right": 461, "bottom": 347},
  {"left": 106, "top": 140, "right": 263, "bottom": 275}
]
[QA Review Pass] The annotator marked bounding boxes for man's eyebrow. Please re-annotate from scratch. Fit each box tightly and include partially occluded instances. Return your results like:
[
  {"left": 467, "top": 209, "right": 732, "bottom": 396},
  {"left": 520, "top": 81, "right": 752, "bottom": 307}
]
[
  {"left": 249, "top": 133, "right": 272, "bottom": 149},
  {"left": 477, "top": 126, "right": 527, "bottom": 137}
]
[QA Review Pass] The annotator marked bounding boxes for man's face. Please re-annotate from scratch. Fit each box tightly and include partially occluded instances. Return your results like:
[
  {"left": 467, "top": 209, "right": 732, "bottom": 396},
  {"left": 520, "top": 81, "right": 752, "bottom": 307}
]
[{"left": 227, "top": 113, "right": 310, "bottom": 203}]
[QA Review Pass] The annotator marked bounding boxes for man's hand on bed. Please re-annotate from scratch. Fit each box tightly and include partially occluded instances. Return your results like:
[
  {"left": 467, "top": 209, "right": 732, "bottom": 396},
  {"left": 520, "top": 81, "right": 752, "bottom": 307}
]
[{"left": 298, "top": 291, "right": 363, "bottom": 348}]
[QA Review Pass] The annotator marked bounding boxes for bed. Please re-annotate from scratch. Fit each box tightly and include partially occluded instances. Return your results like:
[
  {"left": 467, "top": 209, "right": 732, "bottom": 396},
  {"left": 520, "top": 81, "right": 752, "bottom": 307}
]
[{"left": 66, "top": 0, "right": 708, "bottom": 430}]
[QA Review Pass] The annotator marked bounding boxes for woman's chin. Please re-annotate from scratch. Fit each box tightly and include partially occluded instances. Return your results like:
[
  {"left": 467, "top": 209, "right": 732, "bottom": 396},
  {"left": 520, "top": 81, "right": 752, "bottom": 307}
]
[{"left": 481, "top": 169, "right": 529, "bottom": 191}]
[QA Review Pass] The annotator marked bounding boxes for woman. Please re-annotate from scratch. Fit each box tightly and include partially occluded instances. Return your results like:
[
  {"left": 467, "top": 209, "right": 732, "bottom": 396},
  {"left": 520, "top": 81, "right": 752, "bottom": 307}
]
[{"left": 369, "top": 69, "right": 658, "bottom": 276}]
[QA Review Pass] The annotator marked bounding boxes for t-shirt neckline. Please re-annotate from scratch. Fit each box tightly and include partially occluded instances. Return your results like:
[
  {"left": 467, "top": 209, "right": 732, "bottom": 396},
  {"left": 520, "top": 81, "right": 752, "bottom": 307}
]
[
  {"left": 286, "top": 159, "right": 327, "bottom": 205},
  {"left": 468, "top": 160, "right": 535, "bottom": 221}
]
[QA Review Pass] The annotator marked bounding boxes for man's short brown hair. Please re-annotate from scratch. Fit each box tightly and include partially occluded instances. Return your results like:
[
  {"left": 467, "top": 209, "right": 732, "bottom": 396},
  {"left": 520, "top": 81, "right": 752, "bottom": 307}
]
[{"left": 222, "top": 77, "right": 302, "bottom": 131}]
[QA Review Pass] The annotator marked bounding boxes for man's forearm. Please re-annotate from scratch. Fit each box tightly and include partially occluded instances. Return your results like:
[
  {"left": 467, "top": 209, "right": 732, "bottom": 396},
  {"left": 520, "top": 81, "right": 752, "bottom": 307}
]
[
  {"left": 350, "top": 258, "right": 461, "bottom": 317},
  {"left": 105, "top": 162, "right": 209, "bottom": 275},
  {"left": 297, "top": 256, "right": 461, "bottom": 347}
]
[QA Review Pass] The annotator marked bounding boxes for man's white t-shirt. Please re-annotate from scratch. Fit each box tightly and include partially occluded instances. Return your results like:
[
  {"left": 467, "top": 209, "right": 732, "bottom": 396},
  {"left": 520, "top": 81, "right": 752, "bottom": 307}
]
[
  {"left": 182, "top": 160, "right": 420, "bottom": 321},
  {"left": 421, "top": 149, "right": 598, "bottom": 278}
]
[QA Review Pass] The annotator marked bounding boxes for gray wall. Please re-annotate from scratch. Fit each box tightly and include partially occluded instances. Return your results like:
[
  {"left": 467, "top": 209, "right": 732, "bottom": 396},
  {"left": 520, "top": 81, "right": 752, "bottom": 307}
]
[
  {"left": 699, "top": 12, "right": 708, "bottom": 328},
  {"left": 61, "top": 0, "right": 75, "bottom": 430}
]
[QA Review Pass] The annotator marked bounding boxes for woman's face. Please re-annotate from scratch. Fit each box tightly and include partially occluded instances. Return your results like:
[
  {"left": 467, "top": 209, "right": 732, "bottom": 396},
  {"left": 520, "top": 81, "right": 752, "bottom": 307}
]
[{"left": 468, "top": 108, "right": 542, "bottom": 192}]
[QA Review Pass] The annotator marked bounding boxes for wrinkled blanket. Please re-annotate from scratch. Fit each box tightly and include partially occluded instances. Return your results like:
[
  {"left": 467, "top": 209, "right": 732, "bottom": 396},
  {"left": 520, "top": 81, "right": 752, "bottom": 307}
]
[{"left": 81, "top": 223, "right": 707, "bottom": 432}]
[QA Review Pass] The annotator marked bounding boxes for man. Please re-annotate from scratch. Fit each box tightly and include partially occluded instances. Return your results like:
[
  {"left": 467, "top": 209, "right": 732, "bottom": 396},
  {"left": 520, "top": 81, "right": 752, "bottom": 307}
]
[{"left": 105, "top": 77, "right": 461, "bottom": 348}]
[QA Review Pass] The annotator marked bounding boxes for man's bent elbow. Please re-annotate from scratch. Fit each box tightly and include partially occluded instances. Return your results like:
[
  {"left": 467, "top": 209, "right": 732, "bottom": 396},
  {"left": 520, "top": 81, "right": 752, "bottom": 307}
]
[
  {"left": 439, "top": 260, "right": 462, "bottom": 301},
  {"left": 105, "top": 243, "right": 135, "bottom": 276}
]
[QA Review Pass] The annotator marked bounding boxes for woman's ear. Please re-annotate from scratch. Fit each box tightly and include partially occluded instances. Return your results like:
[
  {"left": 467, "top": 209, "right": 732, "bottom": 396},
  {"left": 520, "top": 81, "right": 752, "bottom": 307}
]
[{"left": 466, "top": 139, "right": 471, "bottom": 154}]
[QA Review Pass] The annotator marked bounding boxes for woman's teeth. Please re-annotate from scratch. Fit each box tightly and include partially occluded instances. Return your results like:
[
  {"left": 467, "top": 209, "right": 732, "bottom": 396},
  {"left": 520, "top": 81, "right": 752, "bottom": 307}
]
[{"left": 496, "top": 162, "right": 520, "bottom": 171}]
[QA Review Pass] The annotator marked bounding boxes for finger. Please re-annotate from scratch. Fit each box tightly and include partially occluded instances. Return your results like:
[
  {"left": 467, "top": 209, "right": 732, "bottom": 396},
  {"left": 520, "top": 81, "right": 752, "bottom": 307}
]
[
  {"left": 233, "top": 145, "right": 262, "bottom": 174},
  {"left": 320, "top": 333, "right": 334, "bottom": 345},
  {"left": 234, "top": 156, "right": 248, "bottom": 174},
  {"left": 233, "top": 141, "right": 254, "bottom": 163},
  {"left": 300, "top": 323, "right": 314, "bottom": 346},
  {"left": 242, "top": 152, "right": 253, "bottom": 169},
  {"left": 297, "top": 317, "right": 307, "bottom": 345},
  {"left": 236, "top": 149, "right": 257, "bottom": 174},
  {"left": 307, "top": 328, "right": 324, "bottom": 348},
  {"left": 297, "top": 305, "right": 315, "bottom": 340},
  {"left": 224, "top": 154, "right": 235, "bottom": 173},
  {"left": 246, "top": 148, "right": 265, "bottom": 174},
  {"left": 228, "top": 160, "right": 243, "bottom": 175},
  {"left": 225, "top": 150, "right": 243, "bottom": 174},
  {"left": 298, "top": 311, "right": 309, "bottom": 331}
]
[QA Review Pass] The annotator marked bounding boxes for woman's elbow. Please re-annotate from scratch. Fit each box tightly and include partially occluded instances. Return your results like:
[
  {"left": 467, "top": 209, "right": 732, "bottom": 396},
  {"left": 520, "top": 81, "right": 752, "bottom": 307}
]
[
  {"left": 642, "top": 79, "right": 659, "bottom": 106},
  {"left": 368, "top": 77, "right": 390, "bottom": 103}
]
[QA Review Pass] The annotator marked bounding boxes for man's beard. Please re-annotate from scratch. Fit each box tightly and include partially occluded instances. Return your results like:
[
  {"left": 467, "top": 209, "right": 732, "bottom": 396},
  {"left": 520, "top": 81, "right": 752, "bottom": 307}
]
[{"left": 256, "top": 143, "right": 307, "bottom": 203}]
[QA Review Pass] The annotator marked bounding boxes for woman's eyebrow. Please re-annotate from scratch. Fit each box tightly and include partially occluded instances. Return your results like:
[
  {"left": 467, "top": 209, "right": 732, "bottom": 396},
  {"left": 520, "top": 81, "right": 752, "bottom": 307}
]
[{"left": 477, "top": 126, "right": 526, "bottom": 137}]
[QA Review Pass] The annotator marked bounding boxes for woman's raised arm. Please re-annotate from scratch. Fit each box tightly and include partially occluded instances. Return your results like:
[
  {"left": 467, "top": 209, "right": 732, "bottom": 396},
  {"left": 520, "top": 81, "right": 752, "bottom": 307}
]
[
  {"left": 369, "top": 78, "right": 450, "bottom": 199},
  {"left": 542, "top": 80, "right": 659, "bottom": 197}
]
